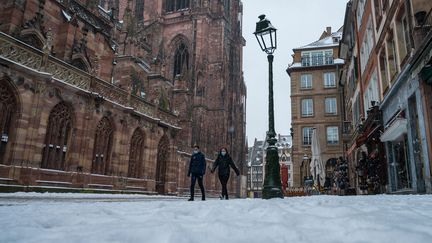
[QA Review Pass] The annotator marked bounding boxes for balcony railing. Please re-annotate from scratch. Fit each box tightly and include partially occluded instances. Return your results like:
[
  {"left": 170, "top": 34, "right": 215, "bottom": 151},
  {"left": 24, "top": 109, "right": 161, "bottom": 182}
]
[
  {"left": 0, "top": 32, "right": 179, "bottom": 128},
  {"left": 301, "top": 56, "right": 334, "bottom": 67},
  {"left": 342, "top": 121, "right": 352, "bottom": 135},
  {"left": 342, "top": 121, "right": 352, "bottom": 142},
  {"left": 302, "top": 57, "right": 311, "bottom": 66},
  {"left": 325, "top": 56, "right": 334, "bottom": 65}
]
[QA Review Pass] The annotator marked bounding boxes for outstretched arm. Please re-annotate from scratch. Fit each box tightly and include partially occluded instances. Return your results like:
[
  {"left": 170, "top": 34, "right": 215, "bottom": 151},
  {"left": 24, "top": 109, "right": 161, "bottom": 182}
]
[
  {"left": 187, "top": 157, "right": 192, "bottom": 177},
  {"left": 229, "top": 157, "right": 240, "bottom": 176},
  {"left": 201, "top": 154, "right": 207, "bottom": 175},
  {"left": 211, "top": 158, "right": 219, "bottom": 173}
]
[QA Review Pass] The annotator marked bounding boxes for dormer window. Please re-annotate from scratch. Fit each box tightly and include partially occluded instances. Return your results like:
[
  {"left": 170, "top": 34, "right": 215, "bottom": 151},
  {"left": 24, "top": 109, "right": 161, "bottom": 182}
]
[{"left": 301, "top": 49, "right": 334, "bottom": 67}]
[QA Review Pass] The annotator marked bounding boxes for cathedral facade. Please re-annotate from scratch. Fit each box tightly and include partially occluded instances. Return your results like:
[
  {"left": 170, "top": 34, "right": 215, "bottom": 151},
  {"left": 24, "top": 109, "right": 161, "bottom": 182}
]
[{"left": 0, "top": 0, "right": 246, "bottom": 197}]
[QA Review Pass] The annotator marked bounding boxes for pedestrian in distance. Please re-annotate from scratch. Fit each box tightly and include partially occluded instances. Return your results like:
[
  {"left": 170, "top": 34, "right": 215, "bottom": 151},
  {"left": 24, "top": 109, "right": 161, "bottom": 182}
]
[
  {"left": 187, "top": 145, "right": 206, "bottom": 201},
  {"left": 211, "top": 147, "right": 240, "bottom": 200}
]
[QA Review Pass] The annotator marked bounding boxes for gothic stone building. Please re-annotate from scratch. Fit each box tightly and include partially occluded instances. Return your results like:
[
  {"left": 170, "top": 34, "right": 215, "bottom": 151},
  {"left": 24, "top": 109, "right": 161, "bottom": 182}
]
[{"left": 0, "top": 0, "right": 246, "bottom": 197}]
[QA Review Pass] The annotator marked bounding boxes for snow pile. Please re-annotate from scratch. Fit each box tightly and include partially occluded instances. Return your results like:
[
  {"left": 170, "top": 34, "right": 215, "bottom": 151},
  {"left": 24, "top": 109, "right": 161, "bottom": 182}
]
[{"left": 1, "top": 193, "right": 432, "bottom": 243}]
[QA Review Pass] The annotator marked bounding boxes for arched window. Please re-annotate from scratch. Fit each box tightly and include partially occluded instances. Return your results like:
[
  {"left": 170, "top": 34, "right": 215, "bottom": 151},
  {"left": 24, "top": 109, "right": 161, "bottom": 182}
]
[
  {"left": 0, "top": 81, "right": 17, "bottom": 164},
  {"left": 41, "top": 102, "right": 72, "bottom": 170},
  {"left": 166, "top": 0, "right": 190, "bottom": 12},
  {"left": 20, "top": 34, "right": 43, "bottom": 50},
  {"left": 135, "top": 0, "right": 145, "bottom": 21},
  {"left": 128, "top": 128, "right": 145, "bottom": 178},
  {"left": 173, "top": 43, "right": 189, "bottom": 79},
  {"left": 91, "top": 117, "right": 114, "bottom": 175},
  {"left": 71, "top": 58, "right": 89, "bottom": 72}
]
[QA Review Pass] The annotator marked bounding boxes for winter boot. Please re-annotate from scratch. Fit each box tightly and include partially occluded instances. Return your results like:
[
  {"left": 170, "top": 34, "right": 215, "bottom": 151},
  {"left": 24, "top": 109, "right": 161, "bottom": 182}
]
[{"left": 188, "top": 190, "right": 194, "bottom": 201}]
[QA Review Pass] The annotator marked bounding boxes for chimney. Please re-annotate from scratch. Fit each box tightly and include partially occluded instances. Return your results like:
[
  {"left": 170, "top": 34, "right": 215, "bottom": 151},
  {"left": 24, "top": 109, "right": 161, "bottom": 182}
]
[{"left": 326, "top": 26, "right": 332, "bottom": 35}]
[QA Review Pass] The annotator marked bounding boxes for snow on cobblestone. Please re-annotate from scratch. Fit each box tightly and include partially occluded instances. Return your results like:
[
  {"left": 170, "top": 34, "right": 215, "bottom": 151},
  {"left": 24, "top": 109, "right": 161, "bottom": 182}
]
[{"left": 1, "top": 193, "right": 432, "bottom": 243}]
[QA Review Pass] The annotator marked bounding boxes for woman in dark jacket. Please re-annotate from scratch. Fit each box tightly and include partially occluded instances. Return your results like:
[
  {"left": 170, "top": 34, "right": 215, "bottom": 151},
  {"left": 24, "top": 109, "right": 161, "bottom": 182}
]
[{"left": 211, "top": 147, "right": 240, "bottom": 200}]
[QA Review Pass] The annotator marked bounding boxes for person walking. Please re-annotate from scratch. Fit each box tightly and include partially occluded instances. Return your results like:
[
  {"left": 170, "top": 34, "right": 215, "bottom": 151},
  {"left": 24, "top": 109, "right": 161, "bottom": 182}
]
[
  {"left": 211, "top": 147, "right": 240, "bottom": 200},
  {"left": 187, "top": 145, "right": 206, "bottom": 201}
]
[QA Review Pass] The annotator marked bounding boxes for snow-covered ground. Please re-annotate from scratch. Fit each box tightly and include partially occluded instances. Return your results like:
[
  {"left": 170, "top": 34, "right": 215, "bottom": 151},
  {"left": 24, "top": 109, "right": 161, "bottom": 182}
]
[{"left": 1, "top": 193, "right": 432, "bottom": 243}]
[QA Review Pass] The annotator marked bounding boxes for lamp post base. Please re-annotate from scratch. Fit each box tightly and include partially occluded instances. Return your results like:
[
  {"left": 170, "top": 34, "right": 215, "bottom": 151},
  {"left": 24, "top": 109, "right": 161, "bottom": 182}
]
[
  {"left": 262, "top": 144, "right": 284, "bottom": 199},
  {"left": 262, "top": 186, "right": 284, "bottom": 199}
]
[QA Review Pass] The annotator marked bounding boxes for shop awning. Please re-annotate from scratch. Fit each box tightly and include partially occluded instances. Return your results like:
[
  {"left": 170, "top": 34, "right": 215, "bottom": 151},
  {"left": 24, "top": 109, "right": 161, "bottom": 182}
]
[{"left": 380, "top": 118, "right": 408, "bottom": 142}]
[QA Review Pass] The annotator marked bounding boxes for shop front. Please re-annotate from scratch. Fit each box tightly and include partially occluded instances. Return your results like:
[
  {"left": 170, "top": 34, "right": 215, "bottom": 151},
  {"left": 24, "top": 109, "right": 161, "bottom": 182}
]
[{"left": 380, "top": 68, "right": 430, "bottom": 193}]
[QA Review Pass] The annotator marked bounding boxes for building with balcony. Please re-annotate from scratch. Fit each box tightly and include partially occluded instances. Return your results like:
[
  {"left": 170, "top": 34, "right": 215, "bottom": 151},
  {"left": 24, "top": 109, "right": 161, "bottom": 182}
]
[
  {"left": 339, "top": 0, "right": 432, "bottom": 194},
  {"left": 287, "top": 27, "right": 345, "bottom": 188},
  {"left": 339, "top": 0, "right": 387, "bottom": 195}
]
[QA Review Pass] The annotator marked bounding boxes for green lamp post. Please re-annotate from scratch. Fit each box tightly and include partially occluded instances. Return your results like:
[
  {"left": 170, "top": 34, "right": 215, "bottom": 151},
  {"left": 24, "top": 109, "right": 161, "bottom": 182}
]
[{"left": 254, "top": 14, "right": 284, "bottom": 199}]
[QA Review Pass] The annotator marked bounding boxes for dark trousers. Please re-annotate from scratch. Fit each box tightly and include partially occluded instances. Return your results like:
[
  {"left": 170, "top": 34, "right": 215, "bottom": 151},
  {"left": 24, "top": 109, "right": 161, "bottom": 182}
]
[
  {"left": 219, "top": 174, "right": 230, "bottom": 199},
  {"left": 190, "top": 174, "right": 205, "bottom": 200}
]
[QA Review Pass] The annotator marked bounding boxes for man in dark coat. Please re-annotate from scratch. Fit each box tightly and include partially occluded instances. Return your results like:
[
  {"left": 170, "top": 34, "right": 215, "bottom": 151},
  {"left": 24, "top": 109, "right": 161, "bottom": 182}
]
[
  {"left": 211, "top": 147, "right": 240, "bottom": 200},
  {"left": 187, "top": 145, "right": 206, "bottom": 201}
]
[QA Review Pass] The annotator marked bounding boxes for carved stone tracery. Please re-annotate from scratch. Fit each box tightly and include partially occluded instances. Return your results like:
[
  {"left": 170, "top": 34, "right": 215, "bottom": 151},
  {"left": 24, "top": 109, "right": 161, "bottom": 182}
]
[
  {"left": 128, "top": 128, "right": 145, "bottom": 178},
  {"left": 0, "top": 80, "right": 17, "bottom": 163},
  {"left": 41, "top": 102, "right": 72, "bottom": 170},
  {"left": 91, "top": 116, "right": 114, "bottom": 175},
  {"left": 155, "top": 134, "right": 169, "bottom": 194}
]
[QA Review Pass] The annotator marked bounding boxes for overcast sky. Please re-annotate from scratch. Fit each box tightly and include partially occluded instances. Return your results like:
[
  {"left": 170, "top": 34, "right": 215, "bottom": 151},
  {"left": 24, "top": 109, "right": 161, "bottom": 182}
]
[{"left": 242, "top": 0, "right": 348, "bottom": 145}]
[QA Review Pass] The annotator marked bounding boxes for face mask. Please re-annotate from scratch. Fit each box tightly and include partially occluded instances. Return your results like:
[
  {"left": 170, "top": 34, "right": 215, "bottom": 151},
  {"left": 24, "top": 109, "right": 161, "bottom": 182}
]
[
  {"left": 193, "top": 150, "right": 198, "bottom": 154},
  {"left": 221, "top": 151, "right": 226, "bottom": 156}
]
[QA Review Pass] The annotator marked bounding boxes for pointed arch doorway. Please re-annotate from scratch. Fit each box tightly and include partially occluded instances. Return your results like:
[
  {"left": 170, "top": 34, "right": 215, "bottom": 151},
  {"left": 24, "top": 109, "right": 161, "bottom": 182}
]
[
  {"left": 155, "top": 135, "right": 169, "bottom": 194},
  {"left": 41, "top": 102, "right": 73, "bottom": 170},
  {"left": 0, "top": 80, "right": 18, "bottom": 164}
]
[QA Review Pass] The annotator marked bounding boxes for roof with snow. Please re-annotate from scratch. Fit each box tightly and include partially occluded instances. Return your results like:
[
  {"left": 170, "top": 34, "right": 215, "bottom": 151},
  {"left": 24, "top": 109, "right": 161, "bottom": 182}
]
[
  {"left": 248, "top": 140, "right": 265, "bottom": 166},
  {"left": 276, "top": 135, "right": 292, "bottom": 149},
  {"left": 294, "top": 28, "right": 343, "bottom": 51}
]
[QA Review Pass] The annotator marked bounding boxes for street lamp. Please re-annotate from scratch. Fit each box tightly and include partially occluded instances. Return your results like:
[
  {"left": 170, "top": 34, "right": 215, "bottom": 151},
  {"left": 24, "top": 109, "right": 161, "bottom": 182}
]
[{"left": 254, "top": 14, "right": 283, "bottom": 199}]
